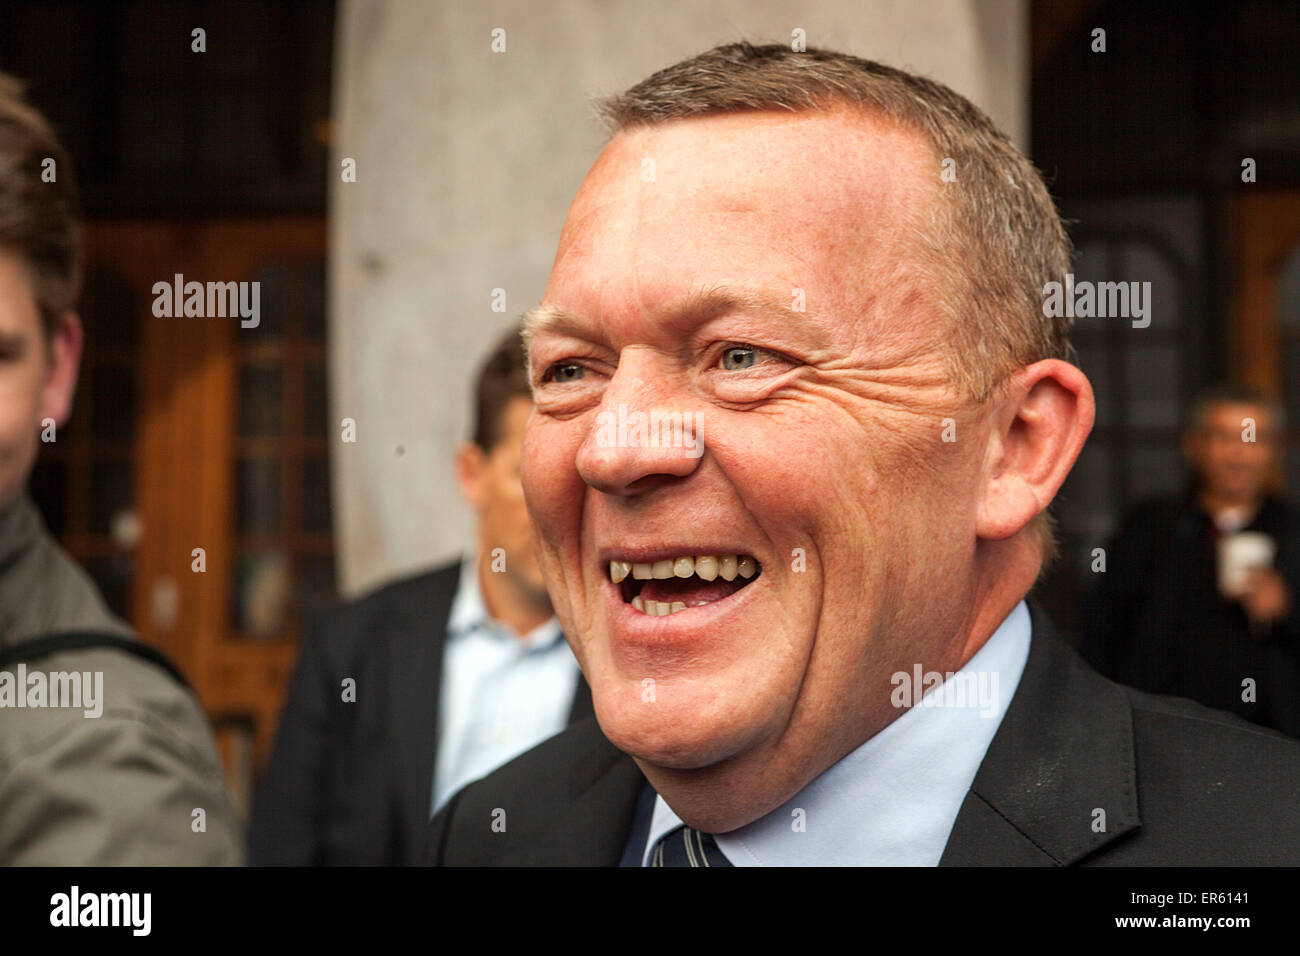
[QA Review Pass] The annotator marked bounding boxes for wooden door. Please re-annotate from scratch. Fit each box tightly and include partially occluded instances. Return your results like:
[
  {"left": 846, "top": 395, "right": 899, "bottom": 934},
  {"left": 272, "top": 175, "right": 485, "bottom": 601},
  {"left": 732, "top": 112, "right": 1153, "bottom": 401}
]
[
  {"left": 44, "top": 218, "right": 333, "bottom": 813},
  {"left": 1234, "top": 191, "right": 1300, "bottom": 483}
]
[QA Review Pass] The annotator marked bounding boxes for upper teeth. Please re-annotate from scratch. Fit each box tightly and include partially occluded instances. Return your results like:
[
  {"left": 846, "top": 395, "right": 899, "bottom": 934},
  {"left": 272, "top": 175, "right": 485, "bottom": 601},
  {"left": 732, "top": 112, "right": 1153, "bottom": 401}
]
[{"left": 608, "top": 554, "right": 758, "bottom": 584}]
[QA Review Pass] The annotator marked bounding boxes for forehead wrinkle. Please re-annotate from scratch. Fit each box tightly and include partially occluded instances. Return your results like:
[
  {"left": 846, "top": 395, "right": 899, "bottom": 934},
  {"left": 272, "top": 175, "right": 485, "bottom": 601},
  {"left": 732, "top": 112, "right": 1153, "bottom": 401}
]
[{"left": 541, "top": 112, "right": 941, "bottom": 373}]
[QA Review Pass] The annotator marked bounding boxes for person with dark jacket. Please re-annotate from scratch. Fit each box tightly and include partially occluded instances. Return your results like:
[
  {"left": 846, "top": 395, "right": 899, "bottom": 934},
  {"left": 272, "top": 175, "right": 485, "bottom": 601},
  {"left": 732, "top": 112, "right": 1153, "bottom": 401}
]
[
  {"left": 248, "top": 330, "right": 592, "bottom": 865},
  {"left": 1083, "top": 385, "right": 1300, "bottom": 736}
]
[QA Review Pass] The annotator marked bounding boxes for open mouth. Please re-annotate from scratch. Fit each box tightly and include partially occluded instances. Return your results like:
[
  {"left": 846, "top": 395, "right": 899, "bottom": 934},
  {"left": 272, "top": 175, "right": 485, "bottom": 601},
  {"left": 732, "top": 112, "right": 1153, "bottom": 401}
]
[{"left": 607, "top": 554, "right": 762, "bottom": 617}]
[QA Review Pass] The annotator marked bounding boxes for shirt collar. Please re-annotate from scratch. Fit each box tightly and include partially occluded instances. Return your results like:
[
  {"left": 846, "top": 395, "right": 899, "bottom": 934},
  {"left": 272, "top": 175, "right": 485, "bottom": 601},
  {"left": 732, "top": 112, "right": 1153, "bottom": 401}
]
[
  {"left": 446, "top": 553, "right": 564, "bottom": 651},
  {"left": 643, "top": 599, "right": 1032, "bottom": 866}
]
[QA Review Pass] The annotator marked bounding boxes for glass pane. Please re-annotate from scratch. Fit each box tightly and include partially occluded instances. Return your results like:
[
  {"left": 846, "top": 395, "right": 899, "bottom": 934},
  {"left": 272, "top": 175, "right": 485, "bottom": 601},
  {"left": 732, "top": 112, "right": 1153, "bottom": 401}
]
[
  {"left": 81, "top": 266, "right": 140, "bottom": 348},
  {"left": 298, "top": 555, "right": 336, "bottom": 620},
  {"left": 1074, "top": 239, "right": 1107, "bottom": 285},
  {"left": 119, "top": 92, "right": 186, "bottom": 175},
  {"left": 303, "top": 260, "right": 326, "bottom": 340},
  {"left": 89, "top": 458, "right": 133, "bottom": 536},
  {"left": 246, "top": 265, "right": 286, "bottom": 338},
  {"left": 1122, "top": 240, "right": 1181, "bottom": 329},
  {"left": 304, "top": 363, "right": 328, "bottom": 437},
  {"left": 302, "top": 455, "right": 332, "bottom": 534},
  {"left": 28, "top": 458, "right": 68, "bottom": 536},
  {"left": 199, "top": 89, "right": 276, "bottom": 177},
  {"left": 1122, "top": 344, "right": 1183, "bottom": 429},
  {"left": 1278, "top": 245, "right": 1300, "bottom": 329},
  {"left": 1284, "top": 335, "right": 1300, "bottom": 429},
  {"left": 91, "top": 365, "right": 137, "bottom": 441},
  {"left": 1060, "top": 438, "right": 1115, "bottom": 543},
  {"left": 238, "top": 364, "right": 283, "bottom": 437},
  {"left": 84, "top": 554, "right": 133, "bottom": 620},
  {"left": 237, "top": 458, "right": 282, "bottom": 533},
  {"left": 232, "top": 550, "right": 290, "bottom": 637},
  {"left": 1127, "top": 443, "right": 1187, "bottom": 501}
]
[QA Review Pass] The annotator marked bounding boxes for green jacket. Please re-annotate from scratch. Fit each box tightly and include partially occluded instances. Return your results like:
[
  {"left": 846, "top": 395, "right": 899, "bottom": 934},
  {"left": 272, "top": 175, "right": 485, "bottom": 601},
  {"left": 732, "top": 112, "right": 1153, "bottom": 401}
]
[{"left": 0, "top": 493, "right": 242, "bottom": 864}]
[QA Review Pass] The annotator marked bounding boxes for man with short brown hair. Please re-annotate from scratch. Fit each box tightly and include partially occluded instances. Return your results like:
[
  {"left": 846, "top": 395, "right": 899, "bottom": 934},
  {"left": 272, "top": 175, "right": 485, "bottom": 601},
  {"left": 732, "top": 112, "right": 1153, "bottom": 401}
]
[
  {"left": 1084, "top": 383, "right": 1300, "bottom": 736},
  {"left": 0, "top": 73, "right": 241, "bottom": 864},
  {"left": 426, "top": 43, "right": 1300, "bottom": 866}
]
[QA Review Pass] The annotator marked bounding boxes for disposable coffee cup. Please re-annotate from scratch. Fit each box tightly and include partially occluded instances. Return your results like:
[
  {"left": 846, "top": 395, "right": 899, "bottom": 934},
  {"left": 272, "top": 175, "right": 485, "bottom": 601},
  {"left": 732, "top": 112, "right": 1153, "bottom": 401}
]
[{"left": 1217, "top": 531, "right": 1275, "bottom": 598}]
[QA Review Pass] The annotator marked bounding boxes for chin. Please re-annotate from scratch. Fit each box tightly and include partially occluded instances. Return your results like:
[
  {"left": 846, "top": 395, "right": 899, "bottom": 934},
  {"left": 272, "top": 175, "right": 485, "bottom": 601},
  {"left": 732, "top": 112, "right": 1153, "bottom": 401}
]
[{"left": 591, "top": 673, "right": 773, "bottom": 771}]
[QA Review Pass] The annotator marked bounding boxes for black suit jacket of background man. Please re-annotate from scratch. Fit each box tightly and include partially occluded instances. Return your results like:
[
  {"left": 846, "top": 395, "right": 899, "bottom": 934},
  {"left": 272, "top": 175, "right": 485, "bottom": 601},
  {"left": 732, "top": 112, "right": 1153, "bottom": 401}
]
[
  {"left": 424, "top": 602, "right": 1300, "bottom": 865},
  {"left": 249, "top": 562, "right": 593, "bottom": 865},
  {"left": 1082, "top": 490, "right": 1300, "bottom": 736}
]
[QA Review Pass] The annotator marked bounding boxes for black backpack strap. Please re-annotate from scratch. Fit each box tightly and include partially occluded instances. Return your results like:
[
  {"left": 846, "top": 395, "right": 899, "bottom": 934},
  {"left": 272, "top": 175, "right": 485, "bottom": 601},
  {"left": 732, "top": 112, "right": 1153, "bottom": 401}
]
[{"left": 0, "top": 631, "right": 191, "bottom": 691}]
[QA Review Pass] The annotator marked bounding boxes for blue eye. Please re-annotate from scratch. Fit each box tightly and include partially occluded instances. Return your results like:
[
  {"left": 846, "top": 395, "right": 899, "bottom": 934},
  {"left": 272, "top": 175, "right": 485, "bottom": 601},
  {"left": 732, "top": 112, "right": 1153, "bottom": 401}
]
[
  {"left": 546, "top": 362, "right": 586, "bottom": 383},
  {"left": 720, "top": 346, "right": 757, "bottom": 371}
]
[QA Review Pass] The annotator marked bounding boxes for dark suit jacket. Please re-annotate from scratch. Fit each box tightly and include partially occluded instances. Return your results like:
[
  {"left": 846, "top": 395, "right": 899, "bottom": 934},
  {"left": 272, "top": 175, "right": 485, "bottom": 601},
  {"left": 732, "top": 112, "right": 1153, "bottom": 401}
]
[
  {"left": 1081, "top": 490, "right": 1300, "bottom": 736},
  {"left": 424, "top": 601, "right": 1300, "bottom": 865},
  {"left": 249, "top": 562, "right": 592, "bottom": 865}
]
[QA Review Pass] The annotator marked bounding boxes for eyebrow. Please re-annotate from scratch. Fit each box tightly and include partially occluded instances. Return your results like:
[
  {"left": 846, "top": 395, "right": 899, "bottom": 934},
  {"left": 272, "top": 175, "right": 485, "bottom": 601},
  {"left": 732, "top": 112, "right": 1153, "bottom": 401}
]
[{"left": 522, "top": 285, "right": 804, "bottom": 349}]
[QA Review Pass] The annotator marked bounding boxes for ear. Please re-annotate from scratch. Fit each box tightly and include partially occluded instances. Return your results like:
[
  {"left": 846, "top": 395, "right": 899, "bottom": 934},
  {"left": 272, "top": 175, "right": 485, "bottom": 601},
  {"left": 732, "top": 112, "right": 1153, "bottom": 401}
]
[
  {"left": 38, "top": 311, "right": 84, "bottom": 427},
  {"left": 455, "top": 441, "right": 487, "bottom": 510},
  {"left": 975, "top": 359, "right": 1095, "bottom": 541}
]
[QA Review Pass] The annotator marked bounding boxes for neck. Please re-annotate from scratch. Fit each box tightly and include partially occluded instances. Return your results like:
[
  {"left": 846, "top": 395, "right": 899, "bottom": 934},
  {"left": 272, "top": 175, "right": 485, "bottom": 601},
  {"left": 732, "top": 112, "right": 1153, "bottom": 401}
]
[
  {"left": 476, "top": 554, "right": 552, "bottom": 639},
  {"left": 952, "top": 536, "right": 1040, "bottom": 667},
  {"left": 1198, "top": 488, "right": 1259, "bottom": 518},
  {"left": 0, "top": 491, "right": 39, "bottom": 570},
  {"left": 645, "top": 536, "right": 1038, "bottom": 834}
]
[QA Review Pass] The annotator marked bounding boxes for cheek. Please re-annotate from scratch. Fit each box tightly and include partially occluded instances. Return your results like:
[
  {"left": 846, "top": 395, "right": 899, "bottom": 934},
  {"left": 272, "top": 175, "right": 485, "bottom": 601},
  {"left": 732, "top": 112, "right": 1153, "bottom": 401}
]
[
  {"left": 709, "top": 408, "right": 883, "bottom": 540},
  {"left": 522, "top": 418, "right": 588, "bottom": 550},
  {"left": 0, "top": 371, "right": 42, "bottom": 449},
  {"left": 0, "top": 379, "right": 42, "bottom": 505}
]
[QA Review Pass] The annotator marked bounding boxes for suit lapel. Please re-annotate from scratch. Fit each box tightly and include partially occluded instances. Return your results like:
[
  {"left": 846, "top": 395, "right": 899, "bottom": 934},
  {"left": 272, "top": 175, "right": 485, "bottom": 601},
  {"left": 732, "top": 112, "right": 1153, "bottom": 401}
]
[
  {"left": 940, "top": 601, "right": 1141, "bottom": 865},
  {"left": 443, "top": 600, "right": 1141, "bottom": 866},
  {"left": 566, "top": 671, "right": 595, "bottom": 725},
  {"left": 389, "top": 564, "right": 460, "bottom": 863},
  {"left": 502, "top": 718, "right": 645, "bottom": 866}
]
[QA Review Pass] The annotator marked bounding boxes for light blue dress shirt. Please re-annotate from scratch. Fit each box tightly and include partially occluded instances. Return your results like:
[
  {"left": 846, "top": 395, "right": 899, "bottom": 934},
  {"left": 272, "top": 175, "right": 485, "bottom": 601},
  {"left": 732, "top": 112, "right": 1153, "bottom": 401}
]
[
  {"left": 431, "top": 556, "right": 581, "bottom": 815},
  {"left": 642, "top": 600, "right": 1032, "bottom": 865}
]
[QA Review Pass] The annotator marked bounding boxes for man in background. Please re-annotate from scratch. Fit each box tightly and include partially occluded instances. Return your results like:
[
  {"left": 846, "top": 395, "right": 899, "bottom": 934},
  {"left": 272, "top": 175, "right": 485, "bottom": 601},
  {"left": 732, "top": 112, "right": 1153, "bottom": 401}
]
[
  {"left": 0, "top": 73, "right": 241, "bottom": 864},
  {"left": 249, "top": 328, "right": 590, "bottom": 865},
  {"left": 1084, "top": 384, "right": 1300, "bottom": 736}
]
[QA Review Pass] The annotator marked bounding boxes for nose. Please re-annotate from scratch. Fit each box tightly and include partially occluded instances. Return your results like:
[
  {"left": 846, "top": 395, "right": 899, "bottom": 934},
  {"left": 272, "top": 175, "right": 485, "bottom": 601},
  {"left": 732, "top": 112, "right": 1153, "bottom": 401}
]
[{"left": 575, "top": 353, "right": 705, "bottom": 497}]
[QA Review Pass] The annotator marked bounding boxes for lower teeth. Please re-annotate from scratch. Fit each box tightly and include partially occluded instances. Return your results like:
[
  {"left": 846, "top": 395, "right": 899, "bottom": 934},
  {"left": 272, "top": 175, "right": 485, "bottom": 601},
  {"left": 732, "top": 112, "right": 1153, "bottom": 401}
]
[{"left": 631, "top": 596, "right": 708, "bottom": 616}]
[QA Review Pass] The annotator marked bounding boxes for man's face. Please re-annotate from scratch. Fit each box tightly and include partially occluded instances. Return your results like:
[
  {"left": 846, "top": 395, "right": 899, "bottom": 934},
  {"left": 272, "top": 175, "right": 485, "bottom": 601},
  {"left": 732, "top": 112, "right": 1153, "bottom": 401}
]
[
  {"left": 1185, "top": 402, "right": 1279, "bottom": 505},
  {"left": 523, "top": 109, "right": 993, "bottom": 812},
  {"left": 465, "top": 395, "right": 550, "bottom": 603},
  {"left": 0, "top": 251, "right": 77, "bottom": 510}
]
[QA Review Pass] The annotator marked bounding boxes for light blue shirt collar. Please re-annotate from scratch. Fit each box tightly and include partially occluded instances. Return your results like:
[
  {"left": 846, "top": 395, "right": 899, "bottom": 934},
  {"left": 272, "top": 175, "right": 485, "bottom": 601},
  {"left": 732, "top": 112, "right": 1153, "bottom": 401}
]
[
  {"left": 446, "top": 554, "right": 564, "bottom": 652},
  {"left": 642, "top": 600, "right": 1032, "bottom": 866},
  {"left": 431, "top": 553, "right": 576, "bottom": 814}
]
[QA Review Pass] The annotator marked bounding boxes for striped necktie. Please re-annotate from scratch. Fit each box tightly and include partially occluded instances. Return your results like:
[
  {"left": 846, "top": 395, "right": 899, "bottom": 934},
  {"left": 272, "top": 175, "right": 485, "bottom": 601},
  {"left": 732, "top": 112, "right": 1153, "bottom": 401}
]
[{"left": 650, "top": 825, "right": 734, "bottom": 867}]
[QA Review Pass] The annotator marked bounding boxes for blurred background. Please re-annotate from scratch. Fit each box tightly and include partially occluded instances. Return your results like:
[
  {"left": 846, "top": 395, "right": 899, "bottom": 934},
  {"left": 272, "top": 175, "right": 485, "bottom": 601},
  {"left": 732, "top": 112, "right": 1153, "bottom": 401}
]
[{"left": 2, "top": 0, "right": 1297, "bottom": 810}]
